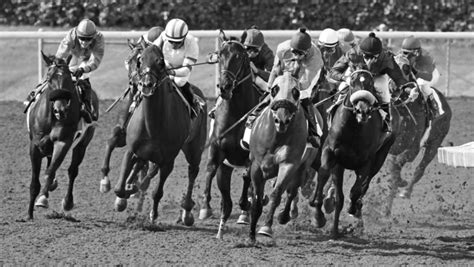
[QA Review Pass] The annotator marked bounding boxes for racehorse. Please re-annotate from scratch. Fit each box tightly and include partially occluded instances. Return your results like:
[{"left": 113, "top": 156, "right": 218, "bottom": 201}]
[
  {"left": 199, "top": 31, "right": 262, "bottom": 238},
  {"left": 384, "top": 55, "right": 451, "bottom": 216},
  {"left": 248, "top": 71, "right": 318, "bottom": 242},
  {"left": 99, "top": 38, "right": 159, "bottom": 212},
  {"left": 310, "top": 69, "right": 395, "bottom": 239},
  {"left": 112, "top": 45, "right": 207, "bottom": 226},
  {"left": 26, "top": 51, "right": 97, "bottom": 219}
]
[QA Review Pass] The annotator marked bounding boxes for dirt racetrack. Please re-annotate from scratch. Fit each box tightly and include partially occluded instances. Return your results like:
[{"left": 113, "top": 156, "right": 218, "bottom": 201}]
[{"left": 0, "top": 98, "right": 472, "bottom": 265}]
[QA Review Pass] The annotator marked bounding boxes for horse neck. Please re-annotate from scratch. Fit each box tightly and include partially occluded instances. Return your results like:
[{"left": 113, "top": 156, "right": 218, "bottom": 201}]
[
  {"left": 226, "top": 79, "right": 259, "bottom": 116},
  {"left": 141, "top": 82, "right": 184, "bottom": 133}
]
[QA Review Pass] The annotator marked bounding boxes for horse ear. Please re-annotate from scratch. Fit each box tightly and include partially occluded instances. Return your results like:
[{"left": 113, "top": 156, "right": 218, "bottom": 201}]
[
  {"left": 218, "top": 29, "right": 228, "bottom": 43},
  {"left": 41, "top": 50, "right": 52, "bottom": 66},
  {"left": 271, "top": 85, "right": 279, "bottom": 98},
  {"left": 128, "top": 38, "right": 136, "bottom": 50},
  {"left": 240, "top": 28, "right": 248, "bottom": 44}
]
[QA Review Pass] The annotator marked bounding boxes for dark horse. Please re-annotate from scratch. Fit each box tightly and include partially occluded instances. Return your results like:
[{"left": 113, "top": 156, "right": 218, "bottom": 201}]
[
  {"left": 248, "top": 72, "right": 318, "bottom": 243},
  {"left": 384, "top": 55, "right": 451, "bottom": 216},
  {"left": 199, "top": 31, "right": 261, "bottom": 239},
  {"left": 99, "top": 38, "right": 154, "bottom": 194},
  {"left": 113, "top": 45, "right": 207, "bottom": 226},
  {"left": 26, "top": 51, "right": 97, "bottom": 219},
  {"left": 310, "top": 69, "right": 395, "bottom": 238}
]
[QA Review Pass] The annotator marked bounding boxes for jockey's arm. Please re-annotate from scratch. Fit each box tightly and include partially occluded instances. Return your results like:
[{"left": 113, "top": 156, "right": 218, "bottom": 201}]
[
  {"left": 267, "top": 56, "right": 283, "bottom": 91},
  {"left": 328, "top": 55, "right": 350, "bottom": 82},
  {"left": 55, "top": 29, "right": 74, "bottom": 59},
  {"left": 413, "top": 56, "right": 436, "bottom": 82},
  {"left": 385, "top": 56, "right": 409, "bottom": 88},
  {"left": 83, "top": 34, "right": 105, "bottom": 73},
  {"left": 170, "top": 57, "right": 196, "bottom": 78}
]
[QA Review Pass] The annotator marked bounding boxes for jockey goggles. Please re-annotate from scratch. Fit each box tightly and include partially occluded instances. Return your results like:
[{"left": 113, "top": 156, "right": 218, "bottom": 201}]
[
  {"left": 245, "top": 46, "right": 260, "bottom": 54},
  {"left": 291, "top": 48, "right": 307, "bottom": 56},
  {"left": 401, "top": 49, "right": 419, "bottom": 58},
  {"left": 362, "top": 52, "right": 379, "bottom": 60},
  {"left": 321, "top": 46, "right": 336, "bottom": 54},
  {"left": 78, "top": 36, "right": 94, "bottom": 42}
]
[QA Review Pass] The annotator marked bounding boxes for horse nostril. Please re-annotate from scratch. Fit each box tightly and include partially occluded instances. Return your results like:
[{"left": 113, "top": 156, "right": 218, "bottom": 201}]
[{"left": 274, "top": 118, "right": 279, "bottom": 124}]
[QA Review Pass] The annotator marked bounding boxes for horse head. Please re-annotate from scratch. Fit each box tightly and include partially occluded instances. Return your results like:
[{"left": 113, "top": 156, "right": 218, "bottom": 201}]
[
  {"left": 216, "top": 32, "right": 251, "bottom": 100},
  {"left": 347, "top": 69, "right": 377, "bottom": 123},
  {"left": 126, "top": 38, "right": 147, "bottom": 89},
  {"left": 137, "top": 45, "right": 169, "bottom": 97},
  {"left": 41, "top": 51, "right": 75, "bottom": 121},
  {"left": 269, "top": 72, "right": 300, "bottom": 133}
]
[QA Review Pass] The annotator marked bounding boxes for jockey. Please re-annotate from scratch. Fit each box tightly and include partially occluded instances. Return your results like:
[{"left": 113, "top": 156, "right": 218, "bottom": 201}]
[
  {"left": 125, "top": 26, "right": 164, "bottom": 70},
  {"left": 318, "top": 28, "right": 344, "bottom": 72},
  {"left": 241, "top": 28, "right": 324, "bottom": 150},
  {"left": 153, "top": 18, "right": 204, "bottom": 118},
  {"left": 25, "top": 19, "right": 105, "bottom": 123},
  {"left": 242, "top": 26, "right": 275, "bottom": 92},
  {"left": 329, "top": 32, "right": 409, "bottom": 132},
  {"left": 399, "top": 36, "right": 444, "bottom": 118},
  {"left": 208, "top": 26, "right": 274, "bottom": 119},
  {"left": 337, "top": 28, "right": 357, "bottom": 54}
]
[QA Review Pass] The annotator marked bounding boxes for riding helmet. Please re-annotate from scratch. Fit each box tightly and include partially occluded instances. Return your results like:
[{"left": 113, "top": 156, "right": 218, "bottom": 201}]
[
  {"left": 290, "top": 28, "right": 312, "bottom": 51},
  {"left": 144, "top": 26, "right": 164, "bottom": 43},
  {"left": 318, "top": 28, "right": 339, "bottom": 47},
  {"left": 337, "top": 28, "right": 355, "bottom": 45},
  {"left": 359, "top": 32, "right": 382, "bottom": 55},
  {"left": 164, "top": 18, "right": 188, "bottom": 42},
  {"left": 76, "top": 19, "right": 97, "bottom": 38},
  {"left": 244, "top": 28, "right": 264, "bottom": 49},
  {"left": 401, "top": 36, "right": 421, "bottom": 51}
]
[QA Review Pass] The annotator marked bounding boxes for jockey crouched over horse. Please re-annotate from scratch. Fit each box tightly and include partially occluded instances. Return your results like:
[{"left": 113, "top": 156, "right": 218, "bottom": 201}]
[
  {"left": 25, "top": 19, "right": 103, "bottom": 124},
  {"left": 383, "top": 36, "right": 451, "bottom": 215},
  {"left": 309, "top": 32, "right": 420, "bottom": 238},
  {"left": 111, "top": 18, "right": 207, "bottom": 227}
]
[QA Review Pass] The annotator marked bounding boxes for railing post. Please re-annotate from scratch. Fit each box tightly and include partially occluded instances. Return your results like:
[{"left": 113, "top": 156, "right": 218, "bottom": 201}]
[
  {"left": 445, "top": 39, "right": 451, "bottom": 97},
  {"left": 37, "top": 28, "right": 43, "bottom": 83}
]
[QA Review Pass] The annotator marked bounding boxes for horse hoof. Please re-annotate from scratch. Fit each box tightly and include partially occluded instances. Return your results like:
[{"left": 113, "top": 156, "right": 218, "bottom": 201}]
[
  {"left": 290, "top": 207, "right": 299, "bottom": 219},
  {"left": 49, "top": 179, "right": 58, "bottom": 192},
  {"left": 114, "top": 197, "right": 127, "bottom": 212},
  {"left": 323, "top": 197, "right": 335, "bottom": 214},
  {"left": 278, "top": 212, "right": 291, "bottom": 225},
  {"left": 236, "top": 212, "right": 249, "bottom": 225},
  {"left": 100, "top": 177, "right": 111, "bottom": 193},
  {"left": 62, "top": 198, "right": 74, "bottom": 211},
  {"left": 258, "top": 226, "right": 273, "bottom": 237},
  {"left": 199, "top": 208, "right": 212, "bottom": 220},
  {"left": 35, "top": 195, "right": 49, "bottom": 209},
  {"left": 315, "top": 212, "right": 326, "bottom": 228},
  {"left": 182, "top": 210, "right": 195, "bottom": 226},
  {"left": 398, "top": 188, "right": 411, "bottom": 199}
]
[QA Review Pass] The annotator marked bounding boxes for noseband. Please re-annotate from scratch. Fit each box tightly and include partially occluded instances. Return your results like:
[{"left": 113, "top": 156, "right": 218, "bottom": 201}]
[{"left": 139, "top": 67, "right": 169, "bottom": 96}]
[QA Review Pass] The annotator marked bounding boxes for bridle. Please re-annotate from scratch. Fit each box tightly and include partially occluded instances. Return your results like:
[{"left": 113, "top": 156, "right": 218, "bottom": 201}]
[{"left": 219, "top": 41, "right": 253, "bottom": 93}]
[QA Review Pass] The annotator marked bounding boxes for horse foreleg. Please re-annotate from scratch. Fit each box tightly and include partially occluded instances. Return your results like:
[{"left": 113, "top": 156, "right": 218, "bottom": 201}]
[
  {"left": 150, "top": 161, "right": 174, "bottom": 224},
  {"left": 199, "top": 146, "right": 221, "bottom": 220},
  {"left": 278, "top": 184, "right": 299, "bottom": 225},
  {"left": 331, "top": 165, "right": 345, "bottom": 239},
  {"left": 215, "top": 164, "right": 233, "bottom": 239},
  {"left": 258, "top": 164, "right": 295, "bottom": 238},
  {"left": 249, "top": 161, "right": 265, "bottom": 243},
  {"left": 36, "top": 140, "right": 72, "bottom": 209},
  {"left": 311, "top": 147, "right": 334, "bottom": 228},
  {"left": 28, "top": 144, "right": 42, "bottom": 220},
  {"left": 236, "top": 167, "right": 251, "bottom": 225},
  {"left": 402, "top": 144, "right": 439, "bottom": 199},
  {"left": 100, "top": 125, "right": 125, "bottom": 193},
  {"left": 178, "top": 145, "right": 202, "bottom": 226},
  {"left": 114, "top": 150, "right": 135, "bottom": 211}
]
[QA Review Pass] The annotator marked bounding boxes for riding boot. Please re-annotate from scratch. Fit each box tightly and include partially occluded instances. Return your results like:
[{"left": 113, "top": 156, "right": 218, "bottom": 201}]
[
  {"left": 427, "top": 93, "right": 440, "bottom": 119},
  {"left": 240, "top": 97, "right": 270, "bottom": 151},
  {"left": 78, "top": 79, "right": 94, "bottom": 123},
  {"left": 208, "top": 96, "right": 222, "bottom": 119},
  {"left": 181, "top": 82, "right": 204, "bottom": 119},
  {"left": 380, "top": 103, "right": 392, "bottom": 132},
  {"left": 301, "top": 98, "right": 321, "bottom": 148}
]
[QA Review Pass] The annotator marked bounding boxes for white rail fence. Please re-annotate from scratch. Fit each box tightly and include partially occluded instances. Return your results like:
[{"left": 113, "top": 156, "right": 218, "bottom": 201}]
[{"left": 0, "top": 30, "right": 473, "bottom": 97}]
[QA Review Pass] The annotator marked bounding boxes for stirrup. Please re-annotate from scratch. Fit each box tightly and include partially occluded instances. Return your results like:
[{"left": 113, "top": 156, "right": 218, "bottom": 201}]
[{"left": 240, "top": 140, "right": 250, "bottom": 151}]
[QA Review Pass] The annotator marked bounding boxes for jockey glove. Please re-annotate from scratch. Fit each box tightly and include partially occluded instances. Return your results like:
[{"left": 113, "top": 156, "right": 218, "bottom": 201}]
[
  {"left": 73, "top": 68, "right": 84, "bottom": 78},
  {"left": 167, "top": 69, "right": 176, "bottom": 76}
]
